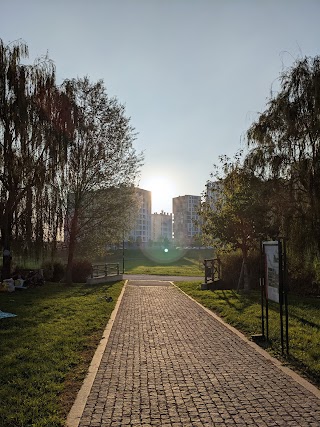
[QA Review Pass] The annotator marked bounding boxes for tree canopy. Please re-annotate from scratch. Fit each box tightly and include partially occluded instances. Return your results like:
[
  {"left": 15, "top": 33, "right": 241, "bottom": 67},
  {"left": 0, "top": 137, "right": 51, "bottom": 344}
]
[
  {"left": 62, "top": 77, "right": 142, "bottom": 283},
  {"left": 200, "top": 155, "right": 270, "bottom": 290},
  {"left": 246, "top": 55, "right": 320, "bottom": 257},
  {"left": 0, "top": 40, "right": 142, "bottom": 281},
  {"left": 0, "top": 39, "right": 73, "bottom": 278}
]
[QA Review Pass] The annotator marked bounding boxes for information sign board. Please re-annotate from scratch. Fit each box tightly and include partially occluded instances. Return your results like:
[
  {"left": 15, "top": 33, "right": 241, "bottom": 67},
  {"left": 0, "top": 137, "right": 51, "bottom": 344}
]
[{"left": 263, "top": 241, "right": 280, "bottom": 303}]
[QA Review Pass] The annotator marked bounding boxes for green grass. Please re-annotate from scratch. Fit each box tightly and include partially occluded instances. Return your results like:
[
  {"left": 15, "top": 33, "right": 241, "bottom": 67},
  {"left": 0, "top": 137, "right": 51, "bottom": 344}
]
[
  {"left": 176, "top": 281, "right": 320, "bottom": 387},
  {"left": 0, "top": 281, "right": 124, "bottom": 427},
  {"left": 108, "top": 247, "right": 211, "bottom": 276}
]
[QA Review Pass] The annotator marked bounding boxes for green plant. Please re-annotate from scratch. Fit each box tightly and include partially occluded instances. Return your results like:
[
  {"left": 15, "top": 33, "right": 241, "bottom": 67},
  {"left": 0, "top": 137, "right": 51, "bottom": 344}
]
[
  {"left": 218, "top": 251, "right": 260, "bottom": 290},
  {"left": 71, "top": 259, "right": 92, "bottom": 283},
  {"left": 53, "top": 261, "right": 66, "bottom": 282},
  {"left": 42, "top": 261, "right": 65, "bottom": 282}
]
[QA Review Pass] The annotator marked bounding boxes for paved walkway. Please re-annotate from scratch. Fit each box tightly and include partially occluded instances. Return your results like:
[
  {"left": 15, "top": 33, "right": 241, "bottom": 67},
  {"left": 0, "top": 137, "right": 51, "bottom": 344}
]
[{"left": 67, "top": 280, "right": 320, "bottom": 427}]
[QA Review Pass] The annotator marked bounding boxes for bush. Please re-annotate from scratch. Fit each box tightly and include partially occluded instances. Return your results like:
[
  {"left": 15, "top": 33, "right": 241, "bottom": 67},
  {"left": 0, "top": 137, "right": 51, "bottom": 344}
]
[
  {"left": 42, "top": 261, "right": 65, "bottom": 282},
  {"left": 52, "top": 262, "right": 65, "bottom": 282},
  {"left": 220, "top": 252, "right": 242, "bottom": 289},
  {"left": 219, "top": 251, "right": 260, "bottom": 290},
  {"left": 72, "top": 259, "right": 92, "bottom": 283}
]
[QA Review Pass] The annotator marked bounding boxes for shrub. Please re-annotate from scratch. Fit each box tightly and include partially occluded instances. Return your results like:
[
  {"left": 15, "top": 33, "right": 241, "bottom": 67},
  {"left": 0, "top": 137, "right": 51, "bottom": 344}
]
[
  {"left": 72, "top": 259, "right": 93, "bottom": 283},
  {"left": 52, "top": 262, "right": 65, "bottom": 282},
  {"left": 220, "top": 252, "right": 242, "bottom": 289},
  {"left": 42, "top": 261, "right": 65, "bottom": 282},
  {"left": 219, "top": 251, "right": 260, "bottom": 290}
]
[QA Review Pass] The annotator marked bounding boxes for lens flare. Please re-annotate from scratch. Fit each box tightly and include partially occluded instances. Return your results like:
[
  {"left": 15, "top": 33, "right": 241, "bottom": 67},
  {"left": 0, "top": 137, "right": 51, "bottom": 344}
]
[{"left": 140, "top": 247, "right": 187, "bottom": 264}]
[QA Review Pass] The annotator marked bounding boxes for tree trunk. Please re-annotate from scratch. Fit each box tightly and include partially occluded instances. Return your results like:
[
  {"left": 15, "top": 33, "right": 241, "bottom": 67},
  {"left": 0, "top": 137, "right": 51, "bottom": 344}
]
[
  {"left": 240, "top": 244, "right": 250, "bottom": 292},
  {"left": 243, "top": 259, "right": 250, "bottom": 291},
  {"left": 2, "top": 247, "right": 12, "bottom": 280},
  {"left": 65, "top": 210, "right": 78, "bottom": 285},
  {"left": 1, "top": 207, "right": 13, "bottom": 280}
]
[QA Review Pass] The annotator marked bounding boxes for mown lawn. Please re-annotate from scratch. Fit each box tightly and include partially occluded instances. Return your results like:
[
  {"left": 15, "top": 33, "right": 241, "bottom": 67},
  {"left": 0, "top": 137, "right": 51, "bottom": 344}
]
[
  {"left": 108, "top": 247, "right": 209, "bottom": 276},
  {"left": 0, "top": 281, "right": 124, "bottom": 427},
  {"left": 177, "top": 281, "right": 320, "bottom": 387}
]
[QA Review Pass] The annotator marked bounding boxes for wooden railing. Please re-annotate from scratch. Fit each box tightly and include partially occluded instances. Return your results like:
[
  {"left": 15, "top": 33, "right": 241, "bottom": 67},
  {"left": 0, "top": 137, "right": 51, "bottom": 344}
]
[{"left": 91, "top": 263, "right": 120, "bottom": 278}]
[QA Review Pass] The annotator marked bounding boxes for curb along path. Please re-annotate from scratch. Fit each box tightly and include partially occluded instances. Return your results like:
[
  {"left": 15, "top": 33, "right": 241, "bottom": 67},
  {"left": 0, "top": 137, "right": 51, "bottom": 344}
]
[{"left": 68, "top": 280, "right": 320, "bottom": 427}]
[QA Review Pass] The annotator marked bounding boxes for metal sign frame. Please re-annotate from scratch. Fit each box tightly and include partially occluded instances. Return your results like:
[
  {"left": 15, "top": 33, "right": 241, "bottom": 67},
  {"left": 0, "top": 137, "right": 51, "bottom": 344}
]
[{"left": 260, "top": 239, "right": 289, "bottom": 355}]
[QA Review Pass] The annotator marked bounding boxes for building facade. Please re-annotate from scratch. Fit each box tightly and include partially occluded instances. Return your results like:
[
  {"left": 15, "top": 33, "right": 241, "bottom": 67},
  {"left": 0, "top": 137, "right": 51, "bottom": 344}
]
[
  {"left": 172, "top": 195, "right": 201, "bottom": 246},
  {"left": 205, "top": 181, "right": 223, "bottom": 209},
  {"left": 129, "top": 188, "right": 152, "bottom": 245},
  {"left": 151, "top": 211, "right": 173, "bottom": 243}
]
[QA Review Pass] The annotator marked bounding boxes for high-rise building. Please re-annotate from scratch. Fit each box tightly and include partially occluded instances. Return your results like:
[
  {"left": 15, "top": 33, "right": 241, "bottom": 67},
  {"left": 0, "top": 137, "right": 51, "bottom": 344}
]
[
  {"left": 205, "top": 181, "right": 223, "bottom": 209},
  {"left": 129, "top": 188, "right": 152, "bottom": 245},
  {"left": 172, "top": 195, "right": 201, "bottom": 246},
  {"left": 151, "top": 211, "right": 173, "bottom": 243}
]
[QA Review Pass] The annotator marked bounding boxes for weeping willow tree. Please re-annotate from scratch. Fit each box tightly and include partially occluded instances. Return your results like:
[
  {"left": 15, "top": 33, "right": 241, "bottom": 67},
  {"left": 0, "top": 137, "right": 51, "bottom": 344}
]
[
  {"left": 246, "top": 56, "right": 320, "bottom": 266},
  {"left": 0, "top": 39, "right": 73, "bottom": 278},
  {"left": 62, "top": 77, "right": 143, "bottom": 284}
]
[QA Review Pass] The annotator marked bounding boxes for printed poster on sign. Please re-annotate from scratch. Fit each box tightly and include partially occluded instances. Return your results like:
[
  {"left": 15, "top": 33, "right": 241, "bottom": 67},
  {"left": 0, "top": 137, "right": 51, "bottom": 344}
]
[{"left": 264, "top": 242, "right": 280, "bottom": 303}]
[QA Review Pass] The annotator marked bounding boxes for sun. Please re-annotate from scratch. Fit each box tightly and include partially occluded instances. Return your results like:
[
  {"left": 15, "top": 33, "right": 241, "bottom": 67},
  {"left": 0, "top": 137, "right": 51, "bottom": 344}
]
[{"left": 142, "top": 175, "right": 176, "bottom": 213}]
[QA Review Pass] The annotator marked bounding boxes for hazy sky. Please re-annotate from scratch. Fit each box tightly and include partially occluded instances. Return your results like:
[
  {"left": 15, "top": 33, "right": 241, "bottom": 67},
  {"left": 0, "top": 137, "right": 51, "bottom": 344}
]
[{"left": 1, "top": 0, "right": 320, "bottom": 212}]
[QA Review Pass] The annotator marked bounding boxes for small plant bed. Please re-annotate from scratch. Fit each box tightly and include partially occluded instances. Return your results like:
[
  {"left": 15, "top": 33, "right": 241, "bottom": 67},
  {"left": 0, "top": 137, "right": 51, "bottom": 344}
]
[
  {"left": 176, "top": 281, "right": 320, "bottom": 388},
  {"left": 0, "top": 280, "right": 124, "bottom": 427}
]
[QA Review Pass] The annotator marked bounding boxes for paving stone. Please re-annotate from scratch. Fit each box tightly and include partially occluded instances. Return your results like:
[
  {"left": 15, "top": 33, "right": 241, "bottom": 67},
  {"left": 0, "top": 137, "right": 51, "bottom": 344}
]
[{"left": 77, "top": 281, "right": 320, "bottom": 426}]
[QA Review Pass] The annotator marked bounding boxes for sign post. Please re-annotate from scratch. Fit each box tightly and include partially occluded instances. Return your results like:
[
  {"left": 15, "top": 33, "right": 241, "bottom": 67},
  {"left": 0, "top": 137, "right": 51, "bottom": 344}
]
[{"left": 261, "top": 240, "right": 289, "bottom": 355}]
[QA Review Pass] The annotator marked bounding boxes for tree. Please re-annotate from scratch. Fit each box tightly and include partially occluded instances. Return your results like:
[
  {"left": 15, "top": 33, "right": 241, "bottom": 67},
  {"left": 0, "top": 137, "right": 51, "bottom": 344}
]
[
  {"left": 67, "top": 186, "right": 139, "bottom": 259},
  {"left": 62, "top": 77, "right": 142, "bottom": 284},
  {"left": 0, "top": 39, "right": 72, "bottom": 278},
  {"left": 246, "top": 56, "right": 320, "bottom": 255},
  {"left": 200, "top": 155, "right": 269, "bottom": 290}
]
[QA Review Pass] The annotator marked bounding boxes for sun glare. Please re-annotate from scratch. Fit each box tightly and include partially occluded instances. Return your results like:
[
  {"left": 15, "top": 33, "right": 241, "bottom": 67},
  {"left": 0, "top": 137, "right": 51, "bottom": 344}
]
[{"left": 143, "top": 175, "right": 176, "bottom": 213}]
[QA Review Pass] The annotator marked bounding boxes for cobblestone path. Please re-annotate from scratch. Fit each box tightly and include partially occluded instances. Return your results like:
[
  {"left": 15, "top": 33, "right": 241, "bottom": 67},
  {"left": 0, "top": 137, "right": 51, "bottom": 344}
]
[{"left": 76, "top": 280, "right": 320, "bottom": 426}]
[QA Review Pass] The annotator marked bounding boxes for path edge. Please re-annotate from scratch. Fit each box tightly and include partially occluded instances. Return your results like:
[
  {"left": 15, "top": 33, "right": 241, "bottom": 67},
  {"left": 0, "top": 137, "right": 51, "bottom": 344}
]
[
  {"left": 66, "top": 280, "right": 128, "bottom": 427},
  {"left": 173, "top": 282, "right": 320, "bottom": 399}
]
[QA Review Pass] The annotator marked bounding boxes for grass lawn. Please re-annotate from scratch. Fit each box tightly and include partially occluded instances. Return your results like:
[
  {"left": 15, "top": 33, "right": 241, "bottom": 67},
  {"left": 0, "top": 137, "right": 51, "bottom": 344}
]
[
  {"left": 107, "top": 247, "right": 210, "bottom": 276},
  {"left": 176, "top": 281, "right": 320, "bottom": 387},
  {"left": 0, "top": 281, "right": 124, "bottom": 427}
]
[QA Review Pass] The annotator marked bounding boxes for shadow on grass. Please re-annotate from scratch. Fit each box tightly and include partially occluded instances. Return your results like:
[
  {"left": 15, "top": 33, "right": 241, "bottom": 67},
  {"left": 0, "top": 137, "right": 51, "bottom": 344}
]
[
  {"left": 0, "top": 281, "right": 124, "bottom": 318},
  {"left": 289, "top": 316, "right": 320, "bottom": 329},
  {"left": 285, "top": 353, "right": 320, "bottom": 387},
  {"left": 207, "top": 289, "right": 259, "bottom": 312}
]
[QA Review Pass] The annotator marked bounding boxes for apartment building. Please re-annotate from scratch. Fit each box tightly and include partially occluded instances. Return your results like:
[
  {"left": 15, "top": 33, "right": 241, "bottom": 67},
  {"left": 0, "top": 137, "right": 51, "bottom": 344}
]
[
  {"left": 205, "top": 181, "right": 223, "bottom": 209},
  {"left": 151, "top": 211, "right": 173, "bottom": 243},
  {"left": 129, "top": 188, "right": 152, "bottom": 245},
  {"left": 172, "top": 195, "right": 201, "bottom": 246}
]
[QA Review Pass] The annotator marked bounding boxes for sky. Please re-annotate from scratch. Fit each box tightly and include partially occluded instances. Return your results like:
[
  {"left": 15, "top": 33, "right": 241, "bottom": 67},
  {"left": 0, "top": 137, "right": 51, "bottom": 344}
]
[{"left": 1, "top": 0, "right": 320, "bottom": 213}]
